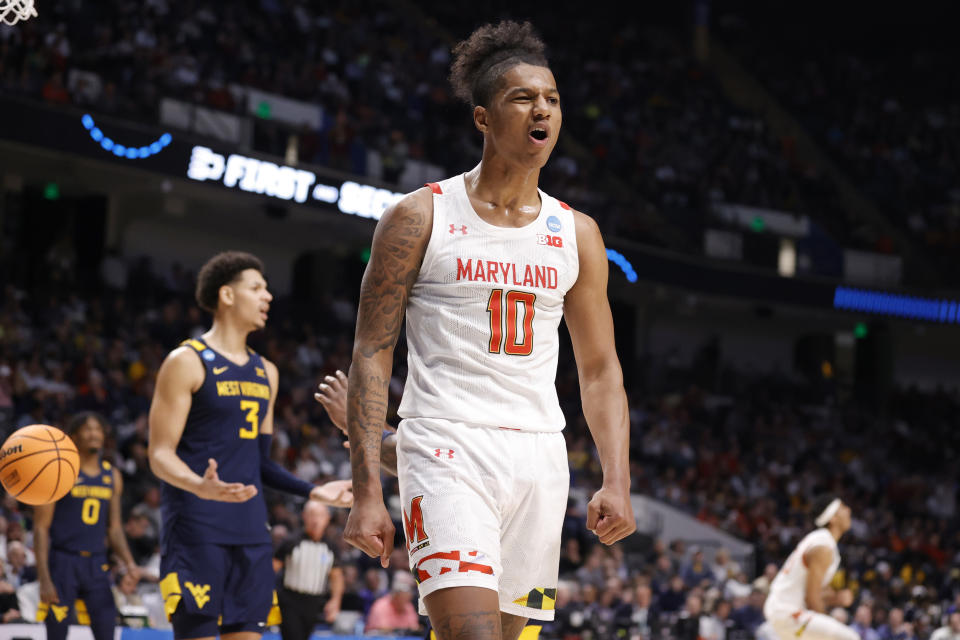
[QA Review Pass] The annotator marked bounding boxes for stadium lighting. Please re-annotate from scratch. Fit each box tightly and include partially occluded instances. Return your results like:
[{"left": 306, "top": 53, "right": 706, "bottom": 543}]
[{"left": 81, "top": 114, "right": 171, "bottom": 159}]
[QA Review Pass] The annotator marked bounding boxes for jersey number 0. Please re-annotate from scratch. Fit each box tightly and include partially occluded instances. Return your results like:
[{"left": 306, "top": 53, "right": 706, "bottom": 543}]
[{"left": 486, "top": 289, "right": 536, "bottom": 356}]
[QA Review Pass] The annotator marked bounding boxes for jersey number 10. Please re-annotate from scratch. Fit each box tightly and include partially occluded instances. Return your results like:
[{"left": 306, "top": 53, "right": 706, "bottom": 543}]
[{"left": 486, "top": 289, "right": 536, "bottom": 356}]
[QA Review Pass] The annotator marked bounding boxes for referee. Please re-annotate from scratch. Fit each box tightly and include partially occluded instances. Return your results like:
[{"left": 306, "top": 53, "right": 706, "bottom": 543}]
[{"left": 275, "top": 502, "right": 344, "bottom": 640}]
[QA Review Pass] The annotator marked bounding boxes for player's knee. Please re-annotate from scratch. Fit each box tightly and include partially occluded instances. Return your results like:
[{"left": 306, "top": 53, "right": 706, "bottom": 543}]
[
  {"left": 425, "top": 586, "right": 502, "bottom": 640},
  {"left": 171, "top": 609, "right": 219, "bottom": 639}
]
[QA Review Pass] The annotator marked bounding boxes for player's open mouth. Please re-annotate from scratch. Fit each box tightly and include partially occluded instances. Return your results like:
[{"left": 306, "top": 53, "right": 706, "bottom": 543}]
[{"left": 529, "top": 125, "right": 549, "bottom": 145}]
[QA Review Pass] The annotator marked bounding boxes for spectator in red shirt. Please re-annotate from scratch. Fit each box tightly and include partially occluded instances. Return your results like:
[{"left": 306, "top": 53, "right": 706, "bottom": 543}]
[
  {"left": 41, "top": 71, "right": 70, "bottom": 104},
  {"left": 365, "top": 571, "right": 421, "bottom": 634}
]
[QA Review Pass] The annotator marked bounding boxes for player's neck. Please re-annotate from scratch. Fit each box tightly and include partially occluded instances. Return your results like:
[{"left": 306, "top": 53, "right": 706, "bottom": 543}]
[
  {"left": 827, "top": 524, "right": 844, "bottom": 541},
  {"left": 203, "top": 321, "right": 251, "bottom": 362},
  {"left": 79, "top": 452, "right": 101, "bottom": 474},
  {"left": 467, "top": 155, "right": 542, "bottom": 213}
]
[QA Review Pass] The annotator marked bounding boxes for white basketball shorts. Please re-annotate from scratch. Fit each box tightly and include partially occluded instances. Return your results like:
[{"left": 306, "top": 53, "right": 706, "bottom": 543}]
[
  {"left": 764, "top": 607, "right": 860, "bottom": 640},
  {"left": 396, "top": 417, "right": 569, "bottom": 621}
]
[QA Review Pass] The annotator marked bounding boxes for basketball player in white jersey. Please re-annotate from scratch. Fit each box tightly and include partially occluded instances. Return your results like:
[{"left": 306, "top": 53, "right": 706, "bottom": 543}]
[
  {"left": 763, "top": 497, "right": 858, "bottom": 640},
  {"left": 342, "top": 20, "right": 635, "bottom": 640}
]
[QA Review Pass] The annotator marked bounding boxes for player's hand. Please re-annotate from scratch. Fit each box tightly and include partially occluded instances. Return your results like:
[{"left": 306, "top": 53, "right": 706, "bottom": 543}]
[
  {"left": 39, "top": 578, "right": 59, "bottom": 604},
  {"left": 323, "top": 598, "right": 341, "bottom": 623},
  {"left": 310, "top": 479, "right": 354, "bottom": 508},
  {"left": 586, "top": 485, "right": 636, "bottom": 545},
  {"left": 315, "top": 370, "right": 349, "bottom": 445},
  {"left": 836, "top": 588, "right": 854, "bottom": 608},
  {"left": 126, "top": 563, "right": 142, "bottom": 585},
  {"left": 344, "top": 496, "right": 395, "bottom": 568},
  {"left": 197, "top": 458, "right": 258, "bottom": 502}
]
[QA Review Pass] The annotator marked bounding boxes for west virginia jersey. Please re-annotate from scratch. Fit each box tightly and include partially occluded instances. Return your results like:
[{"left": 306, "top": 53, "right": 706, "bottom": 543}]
[
  {"left": 39, "top": 460, "right": 117, "bottom": 640},
  {"left": 160, "top": 338, "right": 272, "bottom": 547},
  {"left": 50, "top": 460, "right": 113, "bottom": 553}
]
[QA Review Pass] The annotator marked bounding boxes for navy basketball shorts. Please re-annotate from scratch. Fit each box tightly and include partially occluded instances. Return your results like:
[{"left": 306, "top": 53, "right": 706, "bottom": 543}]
[
  {"left": 160, "top": 538, "right": 277, "bottom": 639},
  {"left": 38, "top": 549, "right": 115, "bottom": 638}
]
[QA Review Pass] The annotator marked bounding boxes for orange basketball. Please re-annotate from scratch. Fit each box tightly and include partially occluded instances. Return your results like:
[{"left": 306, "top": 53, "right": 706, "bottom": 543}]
[{"left": 0, "top": 424, "right": 79, "bottom": 505}]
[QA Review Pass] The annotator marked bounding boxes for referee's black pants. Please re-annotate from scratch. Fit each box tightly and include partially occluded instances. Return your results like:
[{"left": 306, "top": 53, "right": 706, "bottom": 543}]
[{"left": 278, "top": 587, "right": 326, "bottom": 640}]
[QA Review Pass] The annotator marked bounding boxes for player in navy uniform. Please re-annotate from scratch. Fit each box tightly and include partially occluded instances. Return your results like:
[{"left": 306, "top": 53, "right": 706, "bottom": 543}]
[
  {"left": 33, "top": 412, "right": 141, "bottom": 640},
  {"left": 148, "top": 251, "right": 353, "bottom": 640}
]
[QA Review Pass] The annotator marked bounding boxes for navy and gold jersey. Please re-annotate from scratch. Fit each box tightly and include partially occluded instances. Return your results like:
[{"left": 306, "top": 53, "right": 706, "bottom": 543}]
[
  {"left": 161, "top": 338, "right": 272, "bottom": 547},
  {"left": 50, "top": 460, "right": 113, "bottom": 553}
]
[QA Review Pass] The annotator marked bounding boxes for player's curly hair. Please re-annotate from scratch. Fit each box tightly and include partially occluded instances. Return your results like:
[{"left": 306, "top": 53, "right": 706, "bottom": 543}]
[
  {"left": 195, "top": 251, "right": 264, "bottom": 313},
  {"left": 66, "top": 411, "right": 109, "bottom": 435},
  {"left": 449, "top": 20, "right": 549, "bottom": 108},
  {"left": 810, "top": 495, "right": 840, "bottom": 526}
]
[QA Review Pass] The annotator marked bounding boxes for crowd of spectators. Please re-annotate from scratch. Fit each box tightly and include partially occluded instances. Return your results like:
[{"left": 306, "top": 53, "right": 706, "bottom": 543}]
[
  {"left": 5, "top": 0, "right": 940, "bottom": 279},
  {"left": 715, "top": 5, "right": 960, "bottom": 284},
  {"left": 0, "top": 248, "right": 958, "bottom": 638}
]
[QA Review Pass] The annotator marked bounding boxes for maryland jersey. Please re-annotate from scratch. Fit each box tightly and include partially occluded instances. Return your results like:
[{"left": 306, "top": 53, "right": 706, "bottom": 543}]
[
  {"left": 766, "top": 528, "right": 841, "bottom": 615},
  {"left": 160, "top": 338, "right": 271, "bottom": 547},
  {"left": 397, "top": 175, "right": 580, "bottom": 432},
  {"left": 50, "top": 460, "right": 113, "bottom": 553}
]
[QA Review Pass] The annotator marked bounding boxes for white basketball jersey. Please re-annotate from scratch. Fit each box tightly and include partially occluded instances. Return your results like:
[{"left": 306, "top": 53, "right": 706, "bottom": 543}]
[
  {"left": 397, "top": 174, "right": 580, "bottom": 432},
  {"left": 766, "top": 528, "right": 841, "bottom": 614}
]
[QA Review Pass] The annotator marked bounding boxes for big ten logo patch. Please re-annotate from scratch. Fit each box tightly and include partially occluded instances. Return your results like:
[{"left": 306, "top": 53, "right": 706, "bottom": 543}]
[
  {"left": 536, "top": 234, "right": 563, "bottom": 248},
  {"left": 414, "top": 550, "right": 494, "bottom": 583},
  {"left": 403, "top": 496, "right": 430, "bottom": 553}
]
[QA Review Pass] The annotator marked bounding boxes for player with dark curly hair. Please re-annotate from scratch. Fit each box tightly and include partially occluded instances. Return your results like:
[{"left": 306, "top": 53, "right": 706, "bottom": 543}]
[
  {"left": 148, "top": 251, "right": 353, "bottom": 640},
  {"left": 343, "top": 21, "right": 635, "bottom": 640}
]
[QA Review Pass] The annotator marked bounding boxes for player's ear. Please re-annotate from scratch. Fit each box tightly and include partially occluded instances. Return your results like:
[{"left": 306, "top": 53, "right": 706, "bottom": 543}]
[
  {"left": 474, "top": 105, "right": 488, "bottom": 134},
  {"left": 218, "top": 284, "right": 235, "bottom": 308}
]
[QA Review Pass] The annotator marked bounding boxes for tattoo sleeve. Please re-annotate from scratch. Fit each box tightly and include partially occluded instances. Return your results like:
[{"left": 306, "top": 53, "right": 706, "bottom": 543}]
[
  {"left": 347, "top": 195, "right": 428, "bottom": 497},
  {"left": 380, "top": 434, "right": 398, "bottom": 477}
]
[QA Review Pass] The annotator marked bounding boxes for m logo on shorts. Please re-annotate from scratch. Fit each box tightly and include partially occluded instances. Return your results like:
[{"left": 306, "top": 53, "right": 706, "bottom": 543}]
[
  {"left": 185, "top": 582, "right": 212, "bottom": 609},
  {"left": 403, "top": 495, "right": 430, "bottom": 553}
]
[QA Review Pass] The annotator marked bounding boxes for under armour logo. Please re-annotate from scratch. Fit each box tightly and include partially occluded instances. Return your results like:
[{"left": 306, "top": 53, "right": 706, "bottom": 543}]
[
  {"left": 434, "top": 448, "right": 455, "bottom": 459},
  {"left": 185, "top": 582, "right": 212, "bottom": 609},
  {"left": 449, "top": 224, "right": 468, "bottom": 235}
]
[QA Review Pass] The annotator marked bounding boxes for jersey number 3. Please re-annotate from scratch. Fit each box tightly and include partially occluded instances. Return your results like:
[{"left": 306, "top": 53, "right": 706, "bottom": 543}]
[
  {"left": 487, "top": 289, "right": 535, "bottom": 356},
  {"left": 239, "top": 400, "right": 259, "bottom": 439}
]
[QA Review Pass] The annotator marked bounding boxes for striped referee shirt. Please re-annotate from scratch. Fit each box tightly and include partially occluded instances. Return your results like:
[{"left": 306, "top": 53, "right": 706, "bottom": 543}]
[{"left": 275, "top": 534, "right": 337, "bottom": 596}]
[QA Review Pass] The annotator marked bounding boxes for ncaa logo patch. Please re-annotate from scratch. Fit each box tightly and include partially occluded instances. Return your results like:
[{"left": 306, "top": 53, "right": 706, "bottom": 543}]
[
  {"left": 202, "top": 349, "right": 216, "bottom": 361},
  {"left": 546, "top": 215, "right": 562, "bottom": 233}
]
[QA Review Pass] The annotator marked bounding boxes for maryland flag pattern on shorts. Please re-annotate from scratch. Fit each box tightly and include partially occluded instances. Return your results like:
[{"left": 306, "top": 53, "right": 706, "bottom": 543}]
[{"left": 512, "top": 587, "right": 557, "bottom": 611}]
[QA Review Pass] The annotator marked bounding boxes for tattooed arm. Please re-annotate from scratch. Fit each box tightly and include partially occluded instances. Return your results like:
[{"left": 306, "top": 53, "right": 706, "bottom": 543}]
[{"left": 343, "top": 187, "right": 433, "bottom": 566}]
